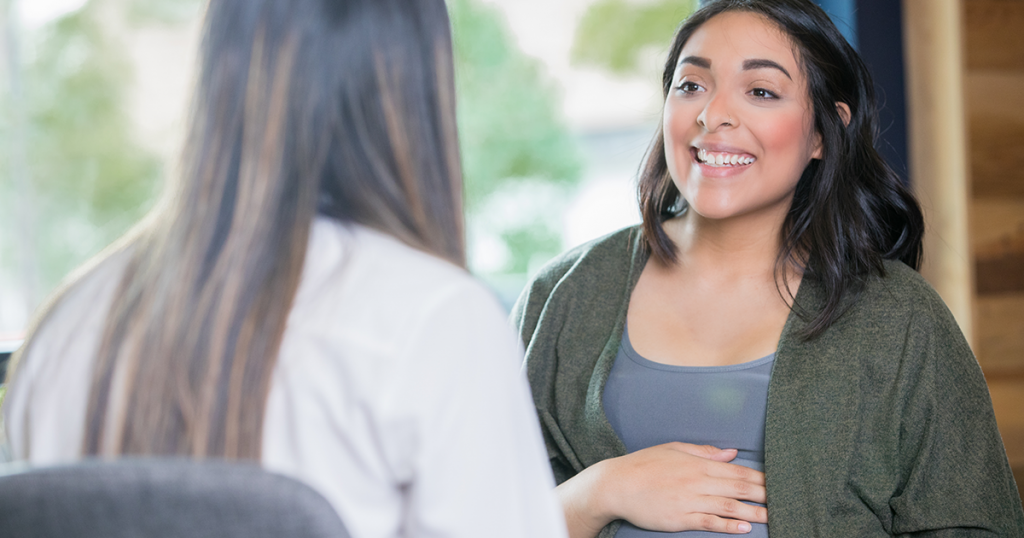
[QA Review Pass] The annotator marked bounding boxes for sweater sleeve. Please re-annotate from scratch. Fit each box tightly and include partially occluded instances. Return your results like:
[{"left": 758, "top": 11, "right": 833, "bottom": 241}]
[
  {"left": 510, "top": 268, "right": 554, "bottom": 356},
  {"left": 888, "top": 292, "right": 1024, "bottom": 535},
  {"left": 510, "top": 248, "right": 580, "bottom": 357},
  {"left": 510, "top": 264, "right": 581, "bottom": 486}
]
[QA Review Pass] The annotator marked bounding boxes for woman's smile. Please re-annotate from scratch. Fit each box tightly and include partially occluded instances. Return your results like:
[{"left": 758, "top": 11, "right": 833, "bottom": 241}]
[
  {"left": 693, "top": 148, "right": 756, "bottom": 167},
  {"left": 690, "top": 145, "right": 757, "bottom": 177},
  {"left": 663, "top": 11, "right": 821, "bottom": 222}
]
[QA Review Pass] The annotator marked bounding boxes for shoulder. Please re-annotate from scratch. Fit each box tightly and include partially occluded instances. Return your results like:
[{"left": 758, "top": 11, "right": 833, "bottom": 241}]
[
  {"left": 513, "top": 226, "right": 642, "bottom": 319},
  {"left": 856, "top": 260, "right": 965, "bottom": 341},
  {"left": 782, "top": 259, "right": 975, "bottom": 388},
  {"left": 3, "top": 245, "right": 133, "bottom": 461},
  {"left": 323, "top": 219, "right": 474, "bottom": 290},
  {"left": 12, "top": 245, "right": 133, "bottom": 378},
  {"left": 532, "top": 226, "right": 640, "bottom": 287},
  {"left": 291, "top": 219, "right": 508, "bottom": 361},
  {"left": 795, "top": 259, "right": 974, "bottom": 382},
  {"left": 302, "top": 218, "right": 492, "bottom": 313}
]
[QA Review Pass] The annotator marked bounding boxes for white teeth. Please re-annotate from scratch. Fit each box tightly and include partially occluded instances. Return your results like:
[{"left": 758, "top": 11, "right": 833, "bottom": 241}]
[{"left": 696, "top": 148, "right": 755, "bottom": 167}]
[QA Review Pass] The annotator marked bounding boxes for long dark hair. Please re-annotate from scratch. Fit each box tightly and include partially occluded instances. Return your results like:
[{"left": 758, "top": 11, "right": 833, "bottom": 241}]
[
  {"left": 8, "top": 0, "right": 463, "bottom": 459},
  {"left": 638, "top": 0, "right": 923, "bottom": 338}
]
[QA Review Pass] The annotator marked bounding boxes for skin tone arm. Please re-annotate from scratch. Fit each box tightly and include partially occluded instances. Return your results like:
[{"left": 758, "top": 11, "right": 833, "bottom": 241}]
[{"left": 557, "top": 442, "right": 768, "bottom": 538}]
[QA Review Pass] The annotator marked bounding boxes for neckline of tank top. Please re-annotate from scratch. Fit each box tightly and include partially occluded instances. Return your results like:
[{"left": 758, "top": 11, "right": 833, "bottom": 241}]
[{"left": 621, "top": 322, "right": 776, "bottom": 373}]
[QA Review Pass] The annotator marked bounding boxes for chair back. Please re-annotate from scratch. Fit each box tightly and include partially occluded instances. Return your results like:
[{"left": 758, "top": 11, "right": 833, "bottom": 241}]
[{"left": 0, "top": 458, "right": 351, "bottom": 538}]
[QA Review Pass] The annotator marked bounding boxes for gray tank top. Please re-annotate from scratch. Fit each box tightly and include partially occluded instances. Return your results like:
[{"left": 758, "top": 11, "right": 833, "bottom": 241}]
[{"left": 602, "top": 325, "right": 773, "bottom": 538}]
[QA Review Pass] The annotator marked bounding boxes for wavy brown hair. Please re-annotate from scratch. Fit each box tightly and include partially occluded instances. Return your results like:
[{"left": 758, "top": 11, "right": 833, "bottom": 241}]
[{"left": 8, "top": 0, "right": 463, "bottom": 459}]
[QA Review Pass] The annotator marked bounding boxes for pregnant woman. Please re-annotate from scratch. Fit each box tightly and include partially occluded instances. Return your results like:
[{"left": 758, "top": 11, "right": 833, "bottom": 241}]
[{"left": 514, "top": 0, "right": 1024, "bottom": 536}]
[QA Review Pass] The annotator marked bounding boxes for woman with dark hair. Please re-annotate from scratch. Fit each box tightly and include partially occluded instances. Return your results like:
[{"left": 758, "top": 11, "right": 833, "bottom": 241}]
[
  {"left": 2, "top": 1, "right": 567, "bottom": 536},
  {"left": 514, "top": 0, "right": 1024, "bottom": 536}
]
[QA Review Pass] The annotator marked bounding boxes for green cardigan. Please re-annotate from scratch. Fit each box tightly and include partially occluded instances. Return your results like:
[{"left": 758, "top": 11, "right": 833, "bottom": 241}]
[{"left": 512, "top": 226, "right": 1024, "bottom": 537}]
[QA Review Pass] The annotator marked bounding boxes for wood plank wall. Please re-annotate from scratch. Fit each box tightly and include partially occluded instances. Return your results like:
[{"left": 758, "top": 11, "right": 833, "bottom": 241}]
[
  {"left": 963, "top": 0, "right": 1024, "bottom": 492},
  {"left": 905, "top": 0, "right": 1024, "bottom": 492},
  {"left": 903, "top": 0, "right": 974, "bottom": 342}
]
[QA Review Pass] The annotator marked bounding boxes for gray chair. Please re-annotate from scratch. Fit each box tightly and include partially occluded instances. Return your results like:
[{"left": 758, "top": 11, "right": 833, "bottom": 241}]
[{"left": 0, "top": 458, "right": 351, "bottom": 538}]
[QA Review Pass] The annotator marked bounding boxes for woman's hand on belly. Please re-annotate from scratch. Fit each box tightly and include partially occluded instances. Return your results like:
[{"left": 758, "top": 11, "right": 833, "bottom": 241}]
[{"left": 556, "top": 442, "right": 767, "bottom": 538}]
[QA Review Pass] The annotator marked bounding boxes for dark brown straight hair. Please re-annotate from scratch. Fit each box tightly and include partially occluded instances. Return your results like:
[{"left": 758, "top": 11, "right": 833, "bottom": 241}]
[
  {"left": 638, "top": 0, "right": 923, "bottom": 338},
  {"left": 7, "top": 0, "right": 464, "bottom": 459}
]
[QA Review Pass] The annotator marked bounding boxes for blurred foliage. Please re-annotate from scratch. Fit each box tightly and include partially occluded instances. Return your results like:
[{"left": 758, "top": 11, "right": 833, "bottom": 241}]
[
  {"left": 19, "top": 2, "right": 161, "bottom": 290},
  {"left": 449, "top": 0, "right": 582, "bottom": 206},
  {"left": 501, "top": 225, "right": 562, "bottom": 275},
  {"left": 448, "top": 0, "right": 582, "bottom": 275},
  {"left": 127, "top": 0, "right": 203, "bottom": 26},
  {"left": 1, "top": 0, "right": 580, "bottom": 305},
  {"left": 1, "top": 0, "right": 196, "bottom": 300},
  {"left": 572, "top": 0, "right": 696, "bottom": 75}
]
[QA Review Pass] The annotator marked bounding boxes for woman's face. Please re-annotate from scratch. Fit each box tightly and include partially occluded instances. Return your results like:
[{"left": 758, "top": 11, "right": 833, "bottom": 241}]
[{"left": 663, "top": 11, "right": 821, "bottom": 224}]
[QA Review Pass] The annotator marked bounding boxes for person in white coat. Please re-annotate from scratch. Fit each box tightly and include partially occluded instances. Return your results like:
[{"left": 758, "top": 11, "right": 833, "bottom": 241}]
[{"left": 1, "top": 1, "right": 568, "bottom": 537}]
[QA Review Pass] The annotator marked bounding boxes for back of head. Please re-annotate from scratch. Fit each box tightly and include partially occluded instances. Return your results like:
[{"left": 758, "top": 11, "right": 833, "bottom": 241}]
[
  {"left": 6, "top": 0, "right": 462, "bottom": 459},
  {"left": 638, "top": 0, "right": 924, "bottom": 338},
  {"left": 188, "top": 0, "right": 464, "bottom": 266}
]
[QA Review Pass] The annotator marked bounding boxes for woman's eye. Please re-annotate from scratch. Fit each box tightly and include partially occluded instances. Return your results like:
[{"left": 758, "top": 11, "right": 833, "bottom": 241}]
[
  {"left": 676, "top": 81, "right": 702, "bottom": 94},
  {"left": 750, "top": 87, "right": 778, "bottom": 99}
]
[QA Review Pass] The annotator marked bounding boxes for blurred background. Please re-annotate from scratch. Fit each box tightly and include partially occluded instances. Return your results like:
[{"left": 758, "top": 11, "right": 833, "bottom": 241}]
[
  {"left": 0, "top": 0, "right": 700, "bottom": 335},
  {"left": 0, "top": 0, "right": 1021, "bottom": 492}
]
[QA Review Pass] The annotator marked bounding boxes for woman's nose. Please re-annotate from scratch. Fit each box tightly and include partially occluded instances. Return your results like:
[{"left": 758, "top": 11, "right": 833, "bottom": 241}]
[{"left": 696, "top": 94, "right": 735, "bottom": 131}]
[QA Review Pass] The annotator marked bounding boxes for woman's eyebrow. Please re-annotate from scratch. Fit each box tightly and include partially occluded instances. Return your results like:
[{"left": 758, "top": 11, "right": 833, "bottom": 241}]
[
  {"left": 743, "top": 58, "right": 792, "bottom": 80},
  {"left": 678, "top": 55, "right": 711, "bottom": 69},
  {"left": 677, "top": 56, "right": 792, "bottom": 81}
]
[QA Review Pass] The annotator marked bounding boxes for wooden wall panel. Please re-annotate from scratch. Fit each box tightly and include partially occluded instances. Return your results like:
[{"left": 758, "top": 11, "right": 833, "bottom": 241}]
[
  {"left": 903, "top": 0, "right": 975, "bottom": 343},
  {"left": 970, "top": 124, "right": 1024, "bottom": 197},
  {"left": 907, "top": 0, "right": 1023, "bottom": 484},
  {"left": 990, "top": 379, "right": 1024, "bottom": 470},
  {"left": 976, "top": 255, "right": 1024, "bottom": 295},
  {"left": 964, "top": 0, "right": 1024, "bottom": 381},
  {"left": 973, "top": 200, "right": 1024, "bottom": 295},
  {"left": 967, "top": 73, "right": 1024, "bottom": 123},
  {"left": 964, "top": 0, "right": 1024, "bottom": 71},
  {"left": 952, "top": 0, "right": 1024, "bottom": 496},
  {"left": 966, "top": 74, "right": 1024, "bottom": 197},
  {"left": 972, "top": 200, "right": 1024, "bottom": 247},
  {"left": 977, "top": 294, "right": 1024, "bottom": 375}
]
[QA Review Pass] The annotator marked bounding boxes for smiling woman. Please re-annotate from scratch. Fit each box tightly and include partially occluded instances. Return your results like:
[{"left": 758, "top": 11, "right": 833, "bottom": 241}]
[
  {"left": 664, "top": 12, "right": 822, "bottom": 238},
  {"left": 513, "top": 0, "right": 1024, "bottom": 537}
]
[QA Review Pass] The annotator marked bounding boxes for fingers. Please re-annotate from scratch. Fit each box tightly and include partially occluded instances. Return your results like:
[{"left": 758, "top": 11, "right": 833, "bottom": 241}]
[
  {"left": 669, "top": 442, "right": 737, "bottom": 461},
  {"left": 702, "top": 458, "right": 766, "bottom": 486},
  {"left": 707, "top": 448, "right": 739, "bottom": 462},
  {"left": 626, "top": 494, "right": 768, "bottom": 534},
  {"left": 688, "top": 456, "right": 768, "bottom": 503},
  {"left": 690, "top": 496, "right": 768, "bottom": 526},
  {"left": 607, "top": 443, "right": 771, "bottom": 534},
  {"left": 650, "top": 442, "right": 767, "bottom": 496},
  {"left": 679, "top": 511, "right": 763, "bottom": 534},
  {"left": 700, "top": 476, "right": 767, "bottom": 504}
]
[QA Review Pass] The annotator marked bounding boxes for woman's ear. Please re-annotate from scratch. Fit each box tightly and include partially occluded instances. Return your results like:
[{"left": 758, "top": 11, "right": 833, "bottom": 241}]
[
  {"left": 811, "top": 103, "right": 850, "bottom": 160},
  {"left": 836, "top": 102, "right": 851, "bottom": 126}
]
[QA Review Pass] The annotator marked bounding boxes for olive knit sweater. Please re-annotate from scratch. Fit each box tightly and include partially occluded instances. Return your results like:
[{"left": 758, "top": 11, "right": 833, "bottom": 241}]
[{"left": 513, "top": 226, "right": 1024, "bottom": 537}]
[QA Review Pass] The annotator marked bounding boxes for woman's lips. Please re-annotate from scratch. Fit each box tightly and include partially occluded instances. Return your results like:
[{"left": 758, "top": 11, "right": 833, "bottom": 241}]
[{"left": 692, "top": 147, "right": 756, "bottom": 167}]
